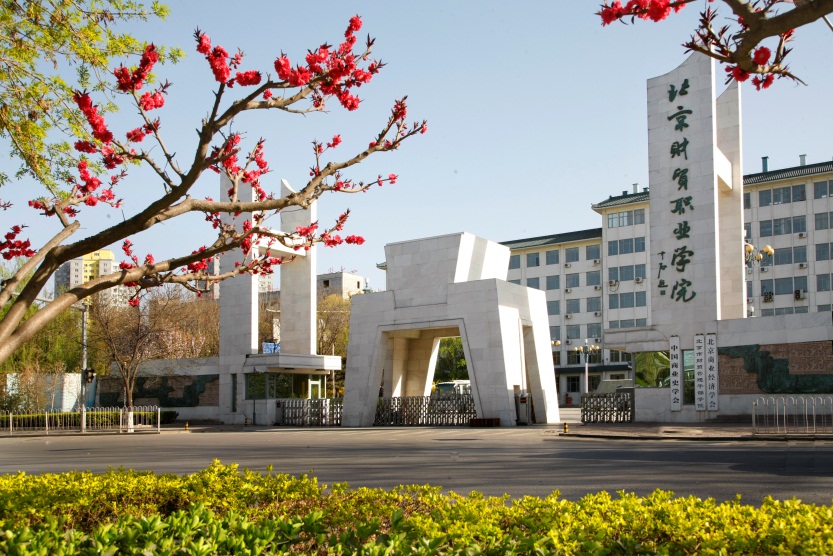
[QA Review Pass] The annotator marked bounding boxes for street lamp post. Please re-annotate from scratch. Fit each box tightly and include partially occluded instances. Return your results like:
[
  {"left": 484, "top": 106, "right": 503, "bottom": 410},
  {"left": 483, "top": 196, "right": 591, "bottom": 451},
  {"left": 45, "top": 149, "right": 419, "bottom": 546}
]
[
  {"left": 574, "top": 339, "right": 601, "bottom": 395},
  {"left": 744, "top": 242, "right": 773, "bottom": 317}
]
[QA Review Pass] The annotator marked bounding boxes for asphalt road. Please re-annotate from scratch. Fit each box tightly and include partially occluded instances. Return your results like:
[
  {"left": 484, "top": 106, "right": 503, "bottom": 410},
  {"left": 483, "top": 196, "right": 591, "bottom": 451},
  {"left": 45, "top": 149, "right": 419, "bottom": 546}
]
[{"left": 2, "top": 427, "right": 833, "bottom": 504}]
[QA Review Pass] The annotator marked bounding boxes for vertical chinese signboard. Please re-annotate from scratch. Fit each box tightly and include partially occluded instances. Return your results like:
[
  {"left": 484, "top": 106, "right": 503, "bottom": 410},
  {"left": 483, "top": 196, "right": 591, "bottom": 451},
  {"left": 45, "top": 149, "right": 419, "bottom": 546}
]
[
  {"left": 669, "top": 336, "right": 682, "bottom": 411},
  {"left": 706, "top": 333, "right": 719, "bottom": 410},
  {"left": 694, "top": 334, "right": 706, "bottom": 410}
]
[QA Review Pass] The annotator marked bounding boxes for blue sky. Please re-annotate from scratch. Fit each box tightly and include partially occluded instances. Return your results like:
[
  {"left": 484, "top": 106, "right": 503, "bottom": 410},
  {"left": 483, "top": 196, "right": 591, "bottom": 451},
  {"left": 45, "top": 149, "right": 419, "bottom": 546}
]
[{"left": 10, "top": 2, "right": 833, "bottom": 291}]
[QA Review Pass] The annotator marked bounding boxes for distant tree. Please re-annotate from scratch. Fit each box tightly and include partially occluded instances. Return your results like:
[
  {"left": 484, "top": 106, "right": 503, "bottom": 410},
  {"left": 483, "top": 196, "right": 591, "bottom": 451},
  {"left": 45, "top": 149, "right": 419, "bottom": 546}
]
[
  {"left": 434, "top": 337, "right": 468, "bottom": 383},
  {"left": 598, "top": 0, "right": 833, "bottom": 88},
  {"left": 87, "top": 286, "right": 208, "bottom": 424}
]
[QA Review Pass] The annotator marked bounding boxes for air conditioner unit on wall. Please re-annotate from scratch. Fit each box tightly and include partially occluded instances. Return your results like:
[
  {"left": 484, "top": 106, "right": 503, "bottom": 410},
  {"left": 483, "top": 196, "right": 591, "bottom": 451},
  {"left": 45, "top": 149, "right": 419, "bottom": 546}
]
[
  {"left": 595, "top": 338, "right": 601, "bottom": 343},
  {"left": 746, "top": 297, "right": 753, "bottom": 303},
  {"left": 593, "top": 259, "right": 600, "bottom": 265},
  {"left": 798, "top": 232, "right": 807, "bottom": 238},
  {"left": 635, "top": 277, "right": 643, "bottom": 284},
  {"left": 565, "top": 313, "right": 572, "bottom": 319},
  {"left": 566, "top": 339, "right": 572, "bottom": 345},
  {"left": 565, "top": 288, "right": 572, "bottom": 293},
  {"left": 594, "top": 285, "right": 602, "bottom": 290},
  {"left": 565, "top": 263, "right": 571, "bottom": 268},
  {"left": 608, "top": 280, "right": 618, "bottom": 287},
  {"left": 799, "top": 263, "right": 808, "bottom": 269},
  {"left": 594, "top": 311, "right": 601, "bottom": 317},
  {"left": 761, "top": 267, "right": 769, "bottom": 272}
]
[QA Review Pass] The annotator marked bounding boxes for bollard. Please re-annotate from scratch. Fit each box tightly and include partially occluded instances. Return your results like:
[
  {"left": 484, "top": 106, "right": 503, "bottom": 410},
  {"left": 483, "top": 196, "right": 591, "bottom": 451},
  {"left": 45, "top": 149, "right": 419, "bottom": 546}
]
[
  {"left": 563, "top": 423, "right": 569, "bottom": 434},
  {"left": 185, "top": 422, "right": 189, "bottom": 431},
  {"left": 244, "top": 417, "right": 249, "bottom": 426}
]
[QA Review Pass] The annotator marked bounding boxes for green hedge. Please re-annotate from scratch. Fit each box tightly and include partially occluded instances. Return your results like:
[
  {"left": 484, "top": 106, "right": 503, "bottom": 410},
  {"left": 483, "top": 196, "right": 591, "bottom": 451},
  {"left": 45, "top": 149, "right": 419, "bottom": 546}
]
[{"left": 1, "top": 461, "right": 832, "bottom": 554}]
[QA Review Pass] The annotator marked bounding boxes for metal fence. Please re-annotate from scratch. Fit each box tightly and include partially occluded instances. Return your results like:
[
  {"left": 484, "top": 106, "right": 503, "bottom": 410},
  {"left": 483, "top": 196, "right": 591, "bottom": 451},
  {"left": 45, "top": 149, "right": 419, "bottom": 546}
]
[
  {"left": 752, "top": 396, "right": 833, "bottom": 435},
  {"left": 581, "top": 391, "right": 634, "bottom": 423},
  {"left": 374, "top": 394, "right": 477, "bottom": 426},
  {"left": 275, "top": 398, "right": 342, "bottom": 426},
  {"left": 0, "top": 406, "right": 160, "bottom": 435}
]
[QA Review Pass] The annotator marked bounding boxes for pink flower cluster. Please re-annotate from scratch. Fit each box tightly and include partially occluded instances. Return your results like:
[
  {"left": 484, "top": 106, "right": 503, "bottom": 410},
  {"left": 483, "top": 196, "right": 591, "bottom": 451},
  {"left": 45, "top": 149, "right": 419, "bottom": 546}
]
[
  {"left": 271, "top": 15, "right": 380, "bottom": 111},
  {"left": 73, "top": 92, "right": 113, "bottom": 144},
  {"left": 599, "top": 0, "right": 684, "bottom": 25},
  {"left": 114, "top": 44, "right": 159, "bottom": 92},
  {"left": 0, "top": 225, "right": 35, "bottom": 259}
]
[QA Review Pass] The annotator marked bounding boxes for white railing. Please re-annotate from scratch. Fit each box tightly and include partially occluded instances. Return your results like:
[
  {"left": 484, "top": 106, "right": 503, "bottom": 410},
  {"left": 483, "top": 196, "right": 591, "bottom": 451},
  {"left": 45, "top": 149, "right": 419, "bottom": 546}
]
[
  {"left": 0, "top": 406, "right": 160, "bottom": 435},
  {"left": 752, "top": 396, "right": 833, "bottom": 435}
]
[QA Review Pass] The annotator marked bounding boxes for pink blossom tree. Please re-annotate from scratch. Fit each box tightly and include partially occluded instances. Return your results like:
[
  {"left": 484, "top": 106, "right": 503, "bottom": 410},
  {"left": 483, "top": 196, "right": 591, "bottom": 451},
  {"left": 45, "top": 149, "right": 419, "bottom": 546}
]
[
  {"left": 598, "top": 0, "right": 833, "bottom": 89},
  {"left": 0, "top": 15, "right": 426, "bottom": 366}
]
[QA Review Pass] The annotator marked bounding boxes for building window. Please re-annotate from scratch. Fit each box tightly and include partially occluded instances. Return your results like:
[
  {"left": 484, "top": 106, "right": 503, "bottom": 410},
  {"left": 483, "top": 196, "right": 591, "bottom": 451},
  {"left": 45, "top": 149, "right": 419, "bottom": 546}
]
[
  {"left": 760, "top": 220, "right": 773, "bottom": 237},
  {"left": 567, "top": 376, "right": 580, "bottom": 393},
  {"left": 635, "top": 264, "right": 646, "bottom": 280},
  {"left": 586, "top": 296, "right": 602, "bottom": 312},
  {"left": 795, "top": 275, "right": 808, "bottom": 293},
  {"left": 547, "top": 300, "right": 560, "bottom": 315},
  {"left": 619, "top": 238, "right": 634, "bottom": 255},
  {"left": 608, "top": 267, "right": 619, "bottom": 282},
  {"left": 635, "top": 318, "right": 648, "bottom": 327},
  {"left": 773, "top": 217, "right": 792, "bottom": 236},
  {"left": 526, "top": 252, "right": 540, "bottom": 267},
  {"left": 635, "top": 291, "right": 647, "bottom": 307},
  {"left": 818, "top": 274, "right": 831, "bottom": 292},
  {"left": 546, "top": 250, "right": 559, "bottom": 265},
  {"left": 816, "top": 212, "right": 830, "bottom": 230},
  {"left": 608, "top": 240, "right": 619, "bottom": 256},
  {"left": 759, "top": 189, "right": 772, "bottom": 207},
  {"left": 761, "top": 279, "right": 774, "bottom": 296},
  {"left": 322, "top": 280, "right": 330, "bottom": 288},
  {"left": 231, "top": 374, "right": 237, "bottom": 413},
  {"left": 550, "top": 325, "right": 561, "bottom": 341},
  {"left": 619, "top": 265, "right": 635, "bottom": 281},
  {"left": 774, "top": 277, "right": 794, "bottom": 295},
  {"left": 587, "top": 323, "right": 602, "bottom": 338},
  {"left": 743, "top": 192, "right": 751, "bottom": 209},
  {"left": 546, "top": 275, "right": 560, "bottom": 290},
  {"left": 509, "top": 279, "right": 521, "bottom": 285},
  {"left": 609, "top": 293, "right": 620, "bottom": 310},
  {"left": 565, "top": 247, "right": 579, "bottom": 263},
  {"left": 566, "top": 325, "right": 581, "bottom": 340},
  {"left": 793, "top": 215, "right": 807, "bottom": 234},
  {"left": 608, "top": 320, "right": 620, "bottom": 329},
  {"left": 794, "top": 246, "right": 807, "bottom": 264},
  {"left": 793, "top": 184, "right": 806, "bottom": 202},
  {"left": 619, "top": 319, "right": 635, "bottom": 328},
  {"left": 744, "top": 223, "right": 752, "bottom": 240},
  {"left": 567, "top": 351, "right": 582, "bottom": 365},
  {"left": 586, "top": 270, "right": 601, "bottom": 286},
  {"left": 772, "top": 186, "right": 791, "bottom": 205},
  {"left": 509, "top": 255, "right": 520, "bottom": 269},
  {"left": 814, "top": 181, "right": 830, "bottom": 199},
  {"left": 586, "top": 244, "right": 600, "bottom": 260},
  {"left": 634, "top": 236, "right": 646, "bottom": 253},
  {"left": 527, "top": 277, "right": 540, "bottom": 289},
  {"left": 566, "top": 273, "right": 580, "bottom": 288},
  {"left": 566, "top": 299, "right": 581, "bottom": 314},
  {"left": 619, "top": 292, "right": 635, "bottom": 308},
  {"left": 553, "top": 351, "right": 562, "bottom": 366},
  {"left": 634, "top": 209, "right": 645, "bottom": 224},
  {"left": 817, "top": 243, "right": 831, "bottom": 261},
  {"left": 607, "top": 213, "right": 619, "bottom": 228},
  {"left": 774, "top": 248, "right": 792, "bottom": 266}
]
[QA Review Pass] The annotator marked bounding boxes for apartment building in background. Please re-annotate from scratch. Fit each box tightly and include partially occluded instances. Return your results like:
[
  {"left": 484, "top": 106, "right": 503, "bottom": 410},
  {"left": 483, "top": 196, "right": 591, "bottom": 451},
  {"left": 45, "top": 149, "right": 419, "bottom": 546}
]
[{"left": 504, "top": 157, "right": 833, "bottom": 404}]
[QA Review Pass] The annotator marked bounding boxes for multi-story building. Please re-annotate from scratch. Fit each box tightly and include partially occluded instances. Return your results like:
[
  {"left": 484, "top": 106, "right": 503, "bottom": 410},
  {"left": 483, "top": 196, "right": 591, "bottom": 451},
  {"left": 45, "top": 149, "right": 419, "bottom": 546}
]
[
  {"left": 504, "top": 157, "right": 833, "bottom": 404},
  {"left": 54, "top": 249, "right": 130, "bottom": 307}
]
